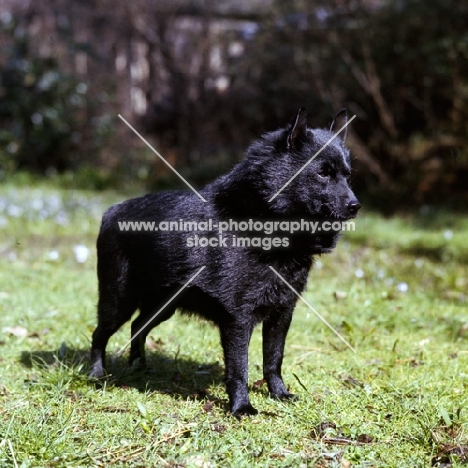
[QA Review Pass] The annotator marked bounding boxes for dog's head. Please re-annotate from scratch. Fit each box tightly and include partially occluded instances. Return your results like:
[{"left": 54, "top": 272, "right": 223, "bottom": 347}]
[{"left": 250, "top": 108, "right": 361, "bottom": 221}]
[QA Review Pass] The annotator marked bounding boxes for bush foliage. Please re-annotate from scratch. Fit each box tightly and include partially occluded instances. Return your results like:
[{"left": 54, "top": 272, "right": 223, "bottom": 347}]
[{"left": 0, "top": 1, "right": 467, "bottom": 208}]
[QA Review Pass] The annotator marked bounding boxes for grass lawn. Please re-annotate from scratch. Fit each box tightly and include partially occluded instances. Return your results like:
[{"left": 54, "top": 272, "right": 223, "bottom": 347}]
[{"left": 0, "top": 184, "right": 467, "bottom": 467}]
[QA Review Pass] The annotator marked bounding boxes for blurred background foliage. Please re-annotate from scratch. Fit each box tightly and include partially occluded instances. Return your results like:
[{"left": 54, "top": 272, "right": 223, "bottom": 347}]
[{"left": 0, "top": 0, "right": 467, "bottom": 210}]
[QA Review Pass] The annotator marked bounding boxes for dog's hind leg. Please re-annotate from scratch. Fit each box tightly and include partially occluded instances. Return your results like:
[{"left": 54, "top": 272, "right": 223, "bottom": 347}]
[
  {"left": 90, "top": 252, "right": 140, "bottom": 378},
  {"left": 90, "top": 289, "right": 139, "bottom": 378},
  {"left": 262, "top": 309, "right": 296, "bottom": 400},
  {"left": 219, "top": 318, "right": 257, "bottom": 418},
  {"left": 129, "top": 299, "right": 176, "bottom": 368}
]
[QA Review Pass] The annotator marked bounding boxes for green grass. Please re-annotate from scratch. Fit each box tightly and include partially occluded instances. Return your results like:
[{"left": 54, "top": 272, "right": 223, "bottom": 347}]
[{"left": 0, "top": 185, "right": 467, "bottom": 467}]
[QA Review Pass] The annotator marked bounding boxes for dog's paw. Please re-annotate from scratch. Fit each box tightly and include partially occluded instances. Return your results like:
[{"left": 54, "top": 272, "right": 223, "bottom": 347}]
[
  {"left": 232, "top": 403, "right": 258, "bottom": 419},
  {"left": 89, "top": 366, "right": 105, "bottom": 379},
  {"left": 271, "top": 391, "right": 299, "bottom": 401},
  {"left": 129, "top": 357, "right": 147, "bottom": 371}
]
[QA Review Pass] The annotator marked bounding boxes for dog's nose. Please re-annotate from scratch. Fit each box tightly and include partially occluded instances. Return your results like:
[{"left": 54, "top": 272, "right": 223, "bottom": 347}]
[{"left": 347, "top": 200, "right": 361, "bottom": 215}]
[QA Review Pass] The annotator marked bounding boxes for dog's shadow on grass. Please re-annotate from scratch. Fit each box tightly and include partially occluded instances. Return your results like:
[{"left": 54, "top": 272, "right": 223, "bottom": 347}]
[{"left": 20, "top": 346, "right": 228, "bottom": 410}]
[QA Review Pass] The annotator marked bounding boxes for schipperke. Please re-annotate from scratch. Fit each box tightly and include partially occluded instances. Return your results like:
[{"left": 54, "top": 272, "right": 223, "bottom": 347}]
[{"left": 89, "top": 108, "right": 360, "bottom": 418}]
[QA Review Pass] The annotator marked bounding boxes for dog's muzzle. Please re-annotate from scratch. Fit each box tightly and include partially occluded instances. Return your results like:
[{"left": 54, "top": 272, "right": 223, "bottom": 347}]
[{"left": 347, "top": 200, "right": 361, "bottom": 217}]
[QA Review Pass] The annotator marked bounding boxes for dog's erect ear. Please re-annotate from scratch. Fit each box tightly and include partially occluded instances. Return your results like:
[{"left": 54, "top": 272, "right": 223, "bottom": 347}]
[
  {"left": 287, "top": 107, "right": 308, "bottom": 150},
  {"left": 330, "top": 108, "right": 348, "bottom": 143}
]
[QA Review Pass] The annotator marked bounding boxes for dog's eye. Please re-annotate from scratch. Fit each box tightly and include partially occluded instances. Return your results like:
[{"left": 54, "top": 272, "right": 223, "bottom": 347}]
[{"left": 318, "top": 166, "right": 333, "bottom": 179}]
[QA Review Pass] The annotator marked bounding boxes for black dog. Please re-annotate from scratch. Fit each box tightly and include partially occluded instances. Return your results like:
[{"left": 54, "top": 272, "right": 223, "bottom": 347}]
[{"left": 89, "top": 108, "right": 360, "bottom": 418}]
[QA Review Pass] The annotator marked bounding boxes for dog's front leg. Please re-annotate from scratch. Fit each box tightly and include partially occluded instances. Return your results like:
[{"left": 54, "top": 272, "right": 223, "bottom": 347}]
[
  {"left": 262, "top": 309, "right": 296, "bottom": 400},
  {"left": 219, "top": 319, "right": 257, "bottom": 418}
]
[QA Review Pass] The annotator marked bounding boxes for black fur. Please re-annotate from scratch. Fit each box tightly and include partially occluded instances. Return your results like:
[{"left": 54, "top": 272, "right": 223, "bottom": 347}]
[{"left": 89, "top": 108, "right": 360, "bottom": 418}]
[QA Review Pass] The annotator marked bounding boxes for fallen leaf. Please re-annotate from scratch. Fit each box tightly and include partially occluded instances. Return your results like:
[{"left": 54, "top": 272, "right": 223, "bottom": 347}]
[
  {"left": 339, "top": 374, "right": 364, "bottom": 388},
  {"left": 432, "top": 444, "right": 468, "bottom": 466},
  {"left": 28, "top": 328, "right": 50, "bottom": 338},
  {"left": 146, "top": 337, "right": 163, "bottom": 351},
  {"left": 253, "top": 379, "right": 266, "bottom": 389},
  {"left": 334, "top": 291, "right": 348, "bottom": 300},
  {"left": 312, "top": 421, "right": 337, "bottom": 438},
  {"left": 3, "top": 326, "right": 28, "bottom": 337},
  {"left": 202, "top": 401, "right": 213, "bottom": 413},
  {"left": 357, "top": 434, "right": 374, "bottom": 443},
  {"left": 211, "top": 424, "right": 226, "bottom": 433}
]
